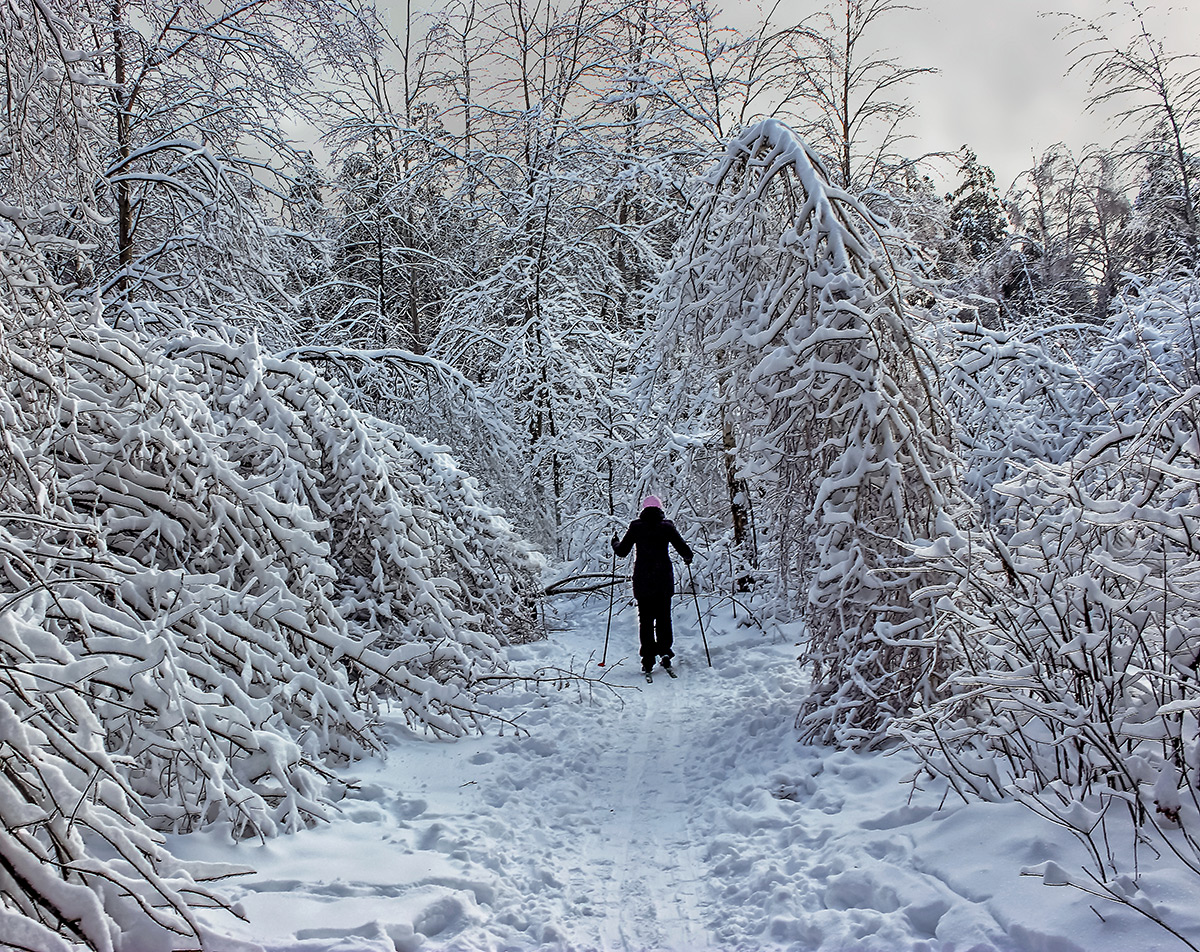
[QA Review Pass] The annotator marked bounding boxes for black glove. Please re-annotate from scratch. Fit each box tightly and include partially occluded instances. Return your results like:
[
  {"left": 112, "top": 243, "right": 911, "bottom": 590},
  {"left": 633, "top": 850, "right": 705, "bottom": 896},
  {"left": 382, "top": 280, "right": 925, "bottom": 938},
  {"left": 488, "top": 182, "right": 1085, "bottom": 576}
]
[
  {"left": 684, "top": 556, "right": 693, "bottom": 565},
  {"left": 611, "top": 533, "right": 620, "bottom": 550}
]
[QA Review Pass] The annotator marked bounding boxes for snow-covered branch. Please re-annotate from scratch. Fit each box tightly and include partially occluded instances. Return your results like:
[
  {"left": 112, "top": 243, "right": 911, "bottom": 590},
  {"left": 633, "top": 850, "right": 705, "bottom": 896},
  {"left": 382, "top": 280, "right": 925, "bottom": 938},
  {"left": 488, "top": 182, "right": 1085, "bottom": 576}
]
[{"left": 0, "top": 237, "right": 540, "bottom": 945}]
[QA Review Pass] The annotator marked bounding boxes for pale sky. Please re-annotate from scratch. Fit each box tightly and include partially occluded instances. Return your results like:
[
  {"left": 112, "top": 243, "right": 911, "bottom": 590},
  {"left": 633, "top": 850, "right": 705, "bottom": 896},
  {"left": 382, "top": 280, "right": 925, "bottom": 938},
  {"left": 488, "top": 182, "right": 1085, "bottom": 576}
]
[
  {"left": 392, "top": 0, "right": 1196, "bottom": 192},
  {"left": 894, "top": 0, "right": 1199, "bottom": 190}
]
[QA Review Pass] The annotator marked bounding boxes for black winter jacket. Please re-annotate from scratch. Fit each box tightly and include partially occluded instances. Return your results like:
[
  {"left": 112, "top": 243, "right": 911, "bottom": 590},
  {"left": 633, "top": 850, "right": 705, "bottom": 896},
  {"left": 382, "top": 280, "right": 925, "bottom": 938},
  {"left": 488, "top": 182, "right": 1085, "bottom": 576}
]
[{"left": 613, "top": 507, "right": 693, "bottom": 602}]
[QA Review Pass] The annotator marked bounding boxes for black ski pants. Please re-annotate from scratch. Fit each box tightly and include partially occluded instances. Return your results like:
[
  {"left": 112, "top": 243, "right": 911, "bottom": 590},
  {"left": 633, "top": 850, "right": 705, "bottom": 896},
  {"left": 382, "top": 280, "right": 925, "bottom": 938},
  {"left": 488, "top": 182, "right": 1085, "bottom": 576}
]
[{"left": 636, "top": 593, "right": 674, "bottom": 672}]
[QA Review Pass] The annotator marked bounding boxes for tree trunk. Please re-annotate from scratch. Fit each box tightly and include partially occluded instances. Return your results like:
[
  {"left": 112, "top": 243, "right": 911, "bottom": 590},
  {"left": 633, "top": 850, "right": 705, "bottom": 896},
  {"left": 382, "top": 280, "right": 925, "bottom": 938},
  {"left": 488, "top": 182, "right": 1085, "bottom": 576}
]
[
  {"left": 112, "top": 0, "right": 133, "bottom": 295},
  {"left": 721, "top": 408, "right": 749, "bottom": 547}
]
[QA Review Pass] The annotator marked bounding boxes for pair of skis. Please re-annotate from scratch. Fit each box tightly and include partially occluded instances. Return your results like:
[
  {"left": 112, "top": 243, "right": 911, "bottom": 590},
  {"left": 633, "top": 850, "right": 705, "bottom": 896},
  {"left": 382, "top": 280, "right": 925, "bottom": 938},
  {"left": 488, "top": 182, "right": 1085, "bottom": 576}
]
[{"left": 645, "top": 667, "right": 677, "bottom": 684}]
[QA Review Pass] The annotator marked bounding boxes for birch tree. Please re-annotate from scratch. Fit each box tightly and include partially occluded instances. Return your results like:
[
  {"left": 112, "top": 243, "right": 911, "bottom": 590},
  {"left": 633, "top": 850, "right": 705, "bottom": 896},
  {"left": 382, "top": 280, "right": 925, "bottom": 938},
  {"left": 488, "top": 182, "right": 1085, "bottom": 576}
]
[
  {"left": 789, "top": 0, "right": 935, "bottom": 190},
  {"left": 1063, "top": 1, "right": 1200, "bottom": 266},
  {"left": 3, "top": 0, "right": 414, "bottom": 342}
]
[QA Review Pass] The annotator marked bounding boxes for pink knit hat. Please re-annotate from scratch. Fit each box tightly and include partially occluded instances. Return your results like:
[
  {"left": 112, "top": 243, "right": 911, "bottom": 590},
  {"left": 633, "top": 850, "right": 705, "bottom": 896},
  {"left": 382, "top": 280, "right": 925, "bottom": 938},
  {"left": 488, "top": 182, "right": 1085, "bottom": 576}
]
[{"left": 641, "top": 495, "right": 663, "bottom": 510}]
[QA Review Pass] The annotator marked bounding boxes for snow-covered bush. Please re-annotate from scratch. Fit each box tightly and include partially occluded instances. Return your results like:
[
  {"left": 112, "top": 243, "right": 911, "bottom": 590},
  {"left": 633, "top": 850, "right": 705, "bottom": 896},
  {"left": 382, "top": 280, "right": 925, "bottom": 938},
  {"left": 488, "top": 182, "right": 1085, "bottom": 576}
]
[
  {"left": 275, "top": 344, "right": 520, "bottom": 500},
  {"left": 0, "top": 240, "right": 540, "bottom": 946},
  {"left": 642, "top": 119, "right": 963, "bottom": 746},
  {"left": 897, "top": 274, "right": 1200, "bottom": 932},
  {"left": 928, "top": 315, "right": 1111, "bottom": 523},
  {"left": 0, "top": 599, "right": 238, "bottom": 952}
]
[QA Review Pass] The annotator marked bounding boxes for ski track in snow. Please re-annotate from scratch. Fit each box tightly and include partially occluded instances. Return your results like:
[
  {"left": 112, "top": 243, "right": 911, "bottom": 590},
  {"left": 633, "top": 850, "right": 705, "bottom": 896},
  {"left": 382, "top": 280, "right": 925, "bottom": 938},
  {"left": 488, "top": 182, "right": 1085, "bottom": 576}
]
[
  {"left": 176, "top": 597, "right": 1200, "bottom": 952},
  {"left": 594, "top": 660, "right": 706, "bottom": 951}
]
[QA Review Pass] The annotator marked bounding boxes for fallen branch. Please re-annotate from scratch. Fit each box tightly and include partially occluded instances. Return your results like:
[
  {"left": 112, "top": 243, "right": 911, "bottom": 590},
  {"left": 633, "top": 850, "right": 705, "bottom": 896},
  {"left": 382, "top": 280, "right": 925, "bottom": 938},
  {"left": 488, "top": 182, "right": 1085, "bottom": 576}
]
[{"left": 541, "top": 572, "right": 629, "bottom": 597}]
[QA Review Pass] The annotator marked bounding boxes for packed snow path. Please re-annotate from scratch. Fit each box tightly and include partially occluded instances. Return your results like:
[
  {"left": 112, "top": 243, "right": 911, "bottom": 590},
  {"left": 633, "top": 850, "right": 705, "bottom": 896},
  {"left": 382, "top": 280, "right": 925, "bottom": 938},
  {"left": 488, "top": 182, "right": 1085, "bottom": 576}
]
[
  {"left": 177, "top": 596, "right": 1199, "bottom": 952},
  {"left": 574, "top": 660, "right": 708, "bottom": 950}
]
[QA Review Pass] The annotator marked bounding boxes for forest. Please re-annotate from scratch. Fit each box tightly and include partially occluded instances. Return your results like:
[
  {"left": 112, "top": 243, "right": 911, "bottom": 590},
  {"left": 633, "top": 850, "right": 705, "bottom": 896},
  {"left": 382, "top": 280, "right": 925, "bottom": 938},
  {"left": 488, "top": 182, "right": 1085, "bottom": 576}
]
[{"left": 2, "top": 0, "right": 1200, "bottom": 947}]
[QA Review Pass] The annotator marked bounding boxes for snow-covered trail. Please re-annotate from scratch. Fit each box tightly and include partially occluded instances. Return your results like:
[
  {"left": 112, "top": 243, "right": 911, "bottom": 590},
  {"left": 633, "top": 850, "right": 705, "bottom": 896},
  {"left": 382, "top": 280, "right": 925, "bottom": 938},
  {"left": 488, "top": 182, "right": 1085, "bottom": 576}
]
[
  {"left": 417, "top": 600, "right": 786, "bottom": 952},
  {"left": 583, "top": 663, "right": 707, "bottom": 950},
  {"left": 560, "top": 673, "right": 691, "bottom": 945},
  {"left": 177, "top": 595, "right": 1199, "bottom": 952}
]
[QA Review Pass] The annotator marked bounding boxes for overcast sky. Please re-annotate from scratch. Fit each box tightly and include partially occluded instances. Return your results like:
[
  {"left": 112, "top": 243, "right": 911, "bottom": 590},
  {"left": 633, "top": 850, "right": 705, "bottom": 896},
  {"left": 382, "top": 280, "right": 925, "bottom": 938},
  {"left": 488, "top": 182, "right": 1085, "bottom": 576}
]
[
  {"left": 393, "top": 0, "right": 1196, "bottom": 192},
  {"left": 894, "top": 0, "right": 1198, "bottom": 190}
]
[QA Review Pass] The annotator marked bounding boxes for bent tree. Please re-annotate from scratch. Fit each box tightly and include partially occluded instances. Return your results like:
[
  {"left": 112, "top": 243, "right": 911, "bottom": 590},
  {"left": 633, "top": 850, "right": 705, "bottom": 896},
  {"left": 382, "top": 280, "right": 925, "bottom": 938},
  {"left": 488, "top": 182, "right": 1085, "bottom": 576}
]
[
  {"left": 645, "top": 118, "right": 961, "bottom": 746},
  {"left": 0, "top": 233, "right": 541, "bottom": 948}
]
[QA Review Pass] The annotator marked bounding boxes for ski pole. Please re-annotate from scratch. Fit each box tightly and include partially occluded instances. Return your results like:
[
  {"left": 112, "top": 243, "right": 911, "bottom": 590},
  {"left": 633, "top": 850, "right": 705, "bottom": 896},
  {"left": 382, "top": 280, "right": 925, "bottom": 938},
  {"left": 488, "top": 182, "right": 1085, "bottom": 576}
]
[
  {"left": 599, "top": 545, "right": 616, "bottom": 667},
  {"left": 687, "top": 561, "right": 711, "bottom": 667}
]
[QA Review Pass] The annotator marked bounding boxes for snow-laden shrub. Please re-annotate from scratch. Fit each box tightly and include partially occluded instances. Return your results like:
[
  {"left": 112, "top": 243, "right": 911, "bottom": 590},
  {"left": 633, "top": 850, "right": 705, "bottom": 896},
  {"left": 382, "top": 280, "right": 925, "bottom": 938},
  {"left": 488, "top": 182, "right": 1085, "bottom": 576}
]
[
  {"left": 642, "top": 119, "right": 963, "bottom": 746},
  {"left": 896, "top": 274, "right": 1200, "bottom": 933},
  {"left": 0, "top": 600, "right": 237, "bottom": 952},
  {"left": 147, "top": 333, "right": 540, "bottom": 664},
  {"left": 0, "top": 253, "right": 540, "bottom": 946},
  {"left": 929, "top": 315, "right": 1111, "bottom": 523},
  {"left": 274, "top": 344, "right": 520, "bottom": 511}
]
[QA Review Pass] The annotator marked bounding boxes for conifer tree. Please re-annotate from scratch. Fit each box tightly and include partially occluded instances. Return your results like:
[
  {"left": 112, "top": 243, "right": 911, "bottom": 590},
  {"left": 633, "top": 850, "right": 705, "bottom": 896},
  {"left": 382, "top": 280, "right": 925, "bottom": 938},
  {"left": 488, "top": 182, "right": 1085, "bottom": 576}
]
[{"left": 946, "top": 147, "right": 1008, "bottom": 261}]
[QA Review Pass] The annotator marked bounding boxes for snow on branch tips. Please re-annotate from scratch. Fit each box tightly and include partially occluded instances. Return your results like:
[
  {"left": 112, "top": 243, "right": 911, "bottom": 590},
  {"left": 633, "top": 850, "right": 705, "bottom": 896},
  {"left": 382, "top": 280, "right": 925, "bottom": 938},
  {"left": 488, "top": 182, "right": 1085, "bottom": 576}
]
[
  {"left": 643, "top": 118, "right": 963, "bottom": 748},
  {"left": 0, "top": 246, "right": 540, "bottom": 947}
]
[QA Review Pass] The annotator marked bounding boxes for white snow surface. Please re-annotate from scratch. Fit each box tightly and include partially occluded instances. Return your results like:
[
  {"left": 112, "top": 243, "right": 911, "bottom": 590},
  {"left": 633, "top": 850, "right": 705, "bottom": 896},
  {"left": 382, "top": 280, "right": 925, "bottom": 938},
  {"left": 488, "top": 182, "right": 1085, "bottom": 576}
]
[{"left": 172, "top": 596, "right": 1200, "bottom": 952}]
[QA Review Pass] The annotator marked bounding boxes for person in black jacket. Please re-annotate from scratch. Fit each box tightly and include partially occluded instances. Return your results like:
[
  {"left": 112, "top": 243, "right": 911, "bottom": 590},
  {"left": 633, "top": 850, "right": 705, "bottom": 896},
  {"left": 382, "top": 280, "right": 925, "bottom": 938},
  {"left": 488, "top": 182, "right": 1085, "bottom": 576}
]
[{"left": 611, "top": 495, "right": 694, "bottom": 676}]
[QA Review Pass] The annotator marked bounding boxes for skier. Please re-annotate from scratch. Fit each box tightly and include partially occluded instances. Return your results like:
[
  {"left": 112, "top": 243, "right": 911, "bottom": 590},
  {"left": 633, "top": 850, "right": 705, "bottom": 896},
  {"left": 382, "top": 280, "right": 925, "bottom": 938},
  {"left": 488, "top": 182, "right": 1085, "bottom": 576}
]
[{"left": 611, "top": 495, "right": 694, "bottom": 680}]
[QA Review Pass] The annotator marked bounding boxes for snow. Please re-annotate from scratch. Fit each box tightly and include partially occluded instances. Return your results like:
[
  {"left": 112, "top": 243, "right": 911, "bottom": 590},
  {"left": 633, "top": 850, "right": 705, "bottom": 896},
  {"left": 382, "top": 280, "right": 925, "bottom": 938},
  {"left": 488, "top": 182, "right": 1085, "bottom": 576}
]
[{"left": 170, "top": 594, "right": 1200, "bottom": 952}]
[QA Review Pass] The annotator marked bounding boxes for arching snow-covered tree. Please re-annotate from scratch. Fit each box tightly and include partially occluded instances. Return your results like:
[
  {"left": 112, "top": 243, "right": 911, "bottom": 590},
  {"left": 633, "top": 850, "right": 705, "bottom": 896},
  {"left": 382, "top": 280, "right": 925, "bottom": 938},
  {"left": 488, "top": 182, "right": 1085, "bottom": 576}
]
[{"left": 643, "top": 118, "right": 962, "bottom": 746}]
